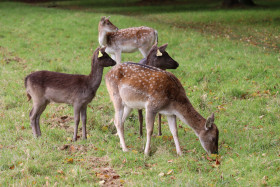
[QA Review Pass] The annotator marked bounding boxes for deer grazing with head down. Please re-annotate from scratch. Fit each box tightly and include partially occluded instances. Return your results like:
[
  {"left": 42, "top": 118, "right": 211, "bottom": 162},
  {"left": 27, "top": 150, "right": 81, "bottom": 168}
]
[
  {"left": 105, "top": 63, "right": 219, "bottom": 156},
  {"left": 98, "top": 16, "right": 158, "bottom": 64},
  {"left": 137, "top": 43, "right": 178, "bottom": 137},
  {"left": 25, "top": 47, "right": 116, "bottom": 141}
]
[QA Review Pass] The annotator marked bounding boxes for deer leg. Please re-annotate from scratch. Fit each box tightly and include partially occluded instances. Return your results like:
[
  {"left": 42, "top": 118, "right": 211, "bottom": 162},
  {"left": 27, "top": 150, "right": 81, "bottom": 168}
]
[
  {"left": 139, "top": 48, "right": 149, "bottom": 58},
  {"left": 110, "top": 54, "right": 116, "bottom": 61},
  {"left": 138, "top": 109, "right": 144, "bottom": 136},
  {"left": 29, "top": 101, "right": 45, "bottom": 138},
  {"left": 122, "top": 106, "right": 132, "bottom": 123},
  {"left": 115, "top": 51, "right": 122, "bottom": 64},
  {"left": 73, "top": 104, "right": 82, "bottom": 141},
  {"left": 113, "top": 98, "right": 128, "bottom": 152},
  {"left": 80, "top": 105, "right": 87, "bottom": 140},
  {"left": 158, "top": 114, "right": 162, "bottom": 136},
  {"left": 167, "top": 115, "right": 182, "bottom": 156},
  {"left": 35, "top": 101, "right": 48, "bottom": 136},
  {"left": 144, "top": 110, "right": 156, "bottom": 156}
]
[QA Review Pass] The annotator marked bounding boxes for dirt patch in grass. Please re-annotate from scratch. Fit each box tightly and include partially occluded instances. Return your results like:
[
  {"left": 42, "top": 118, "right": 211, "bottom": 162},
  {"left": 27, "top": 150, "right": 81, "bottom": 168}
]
[{"left": 59, "top": 144, "right": 123, "bottom": 186}]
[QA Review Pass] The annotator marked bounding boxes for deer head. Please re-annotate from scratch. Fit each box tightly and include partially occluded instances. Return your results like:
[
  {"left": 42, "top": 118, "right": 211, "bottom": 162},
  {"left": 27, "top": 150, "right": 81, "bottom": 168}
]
[
  {"left": 93, "top": 47, "right": 116, "bottom": 67},
  {"left": 198, "top": 113, "right": 219, "bottom": 154},
  {"left": 146, "top": 44, "right": 179, "bottom": 70},
  {"left": 99, "top": 16, "right": 118, "bottom": 33}
]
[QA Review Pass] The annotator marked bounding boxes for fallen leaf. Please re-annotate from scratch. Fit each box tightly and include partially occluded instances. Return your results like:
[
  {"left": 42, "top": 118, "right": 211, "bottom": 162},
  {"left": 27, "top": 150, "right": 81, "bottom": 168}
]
[
  {"left": 112, "top": 175, "right": 120, "bottom": 179},
  {"left": 99, "top": 180, "right": 105, "bottom": 185},
  {"left": 132, "top": 150, "right": 138, "bottom": 154},
  {"left": 170, "top": 176, "right": 176, "bottom": 180},
  {"left": 119, "top": 179, "right": 125, "bottom": 184},
  {"left": 158, "top": 172, "right": 165, "bottom": 177},
  {"left": 66, "top": 158, "right": 73, "bottom": 164},
  {"left": 215, "top": 158, "right": 220, "bottom": 165},
  {"left": 57, "top": 170, "right": 64, "bottom": 175},
  {"left": 102, "top": 126, "right": 108, "bottom": 132},
  {"left": 122, "top": 158, "right": 127, "bottom": 164},
  {"left": 0, "top": 144, "right": 3, "bottom": 149},
  {"left": 69, "top": 145, "right": 76, "bottom": 153},
  {"left": 167, "top": 169, "right": 173, "bottom": 175},
  {"left": 167, "top": 159, "right": 173, "bottom": 163},
  {"left": 9, "top": 165, "right": 15, "bottom": 170}
]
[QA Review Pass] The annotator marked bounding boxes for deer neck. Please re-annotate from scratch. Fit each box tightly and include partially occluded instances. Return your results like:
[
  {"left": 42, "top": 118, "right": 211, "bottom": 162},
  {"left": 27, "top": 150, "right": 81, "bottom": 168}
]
[
  {"left": 174, "top": 97, "right": 206, "bottom": 136},
  {"left": 88, "top": 60, "right": 104, "bottom": 90},
  {"left": 98, "top": 30, "right": 108, "bottom": 47}
]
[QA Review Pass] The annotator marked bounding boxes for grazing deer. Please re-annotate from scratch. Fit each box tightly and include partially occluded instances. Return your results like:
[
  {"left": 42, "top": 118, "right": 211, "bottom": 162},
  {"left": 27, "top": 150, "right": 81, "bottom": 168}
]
[
  {"left": 105, "top": 63, "right": 219, "bottom": 156},
  {"left": 25, "top": 47, "right": 116, "bottom": 141},
  {"left": 138, "top": 43, "right": 178, "bottom": 137},
  {"left": 98, "top": 16, "right": 158, "bottom": 64}
]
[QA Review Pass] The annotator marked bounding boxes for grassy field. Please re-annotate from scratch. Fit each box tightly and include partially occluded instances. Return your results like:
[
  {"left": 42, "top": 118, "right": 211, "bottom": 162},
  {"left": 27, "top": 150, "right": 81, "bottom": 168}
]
[{"left": 0, "top": 0, "right": 280, "bottom": 186}]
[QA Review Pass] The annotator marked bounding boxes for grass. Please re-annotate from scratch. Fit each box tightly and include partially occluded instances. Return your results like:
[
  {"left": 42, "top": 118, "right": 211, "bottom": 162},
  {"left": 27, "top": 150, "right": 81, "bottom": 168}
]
[{"left": 0, "top": 0, "right": 280, "bottom": 186}]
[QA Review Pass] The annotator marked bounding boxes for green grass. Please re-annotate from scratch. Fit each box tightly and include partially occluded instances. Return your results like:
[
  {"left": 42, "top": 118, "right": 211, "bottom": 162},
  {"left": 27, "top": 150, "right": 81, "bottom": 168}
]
[{"left": 1, "top": 1, "right": 280, "bottom": 186}]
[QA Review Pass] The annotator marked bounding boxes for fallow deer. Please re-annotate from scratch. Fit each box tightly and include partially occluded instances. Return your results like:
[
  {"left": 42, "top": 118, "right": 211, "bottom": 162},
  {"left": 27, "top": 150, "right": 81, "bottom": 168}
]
[
  {"left": 138, "top": 43, "right": 178, "bottom": 137},
  {"left": 25, "top": 47, "right": 116, "bottom": 141},
  {"left": 98, "top": 16, "right": 158, "bottom": 64},
  {"left": 105, "top": 63, "right": 219, "bottom": 156}
]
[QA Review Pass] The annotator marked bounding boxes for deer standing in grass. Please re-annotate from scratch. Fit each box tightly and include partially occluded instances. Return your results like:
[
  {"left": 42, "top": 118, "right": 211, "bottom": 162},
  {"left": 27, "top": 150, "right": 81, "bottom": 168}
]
[
  {"left": 137, "top": 43, "right": 178, "bottom": 137},
  {"left": 98, "top": 16, "right": 158, "bottom": 64},
  {"left": 105, "top": 63, "right": 219, "bottom": 156},
  {"left": 25, "top": 47, "right": 116, "bottom": 141}
]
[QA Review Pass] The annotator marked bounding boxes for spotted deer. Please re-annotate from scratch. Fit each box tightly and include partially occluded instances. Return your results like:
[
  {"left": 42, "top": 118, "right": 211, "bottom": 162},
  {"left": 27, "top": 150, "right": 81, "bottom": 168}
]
[
  {"left": 25, "top": 47, "right": 116, "bottom": 141},
  {"left": 98, "top": 16, "right": 158, "bottom": 64},
  {"left": 138, "top": 43, "right": 178, "bottom": 137},
  {"left": 105, "top": 63, "right": 219, "bottom": 156}
]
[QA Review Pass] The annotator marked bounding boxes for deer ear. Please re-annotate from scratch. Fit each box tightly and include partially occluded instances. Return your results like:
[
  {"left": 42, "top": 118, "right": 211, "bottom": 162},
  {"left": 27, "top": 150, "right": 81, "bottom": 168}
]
[
  {"left": 106, "top": 16, "right": 111, "bottom": 20},
  {"left": 101, "top": 16, "right": 106, "bottom": 22},
  {"left": 158, "top": 43, "right": 168, "bottom": 52},
  {"left": 100, "top": 46, "right": 106, "bottom": 53},
  {"left": 205, "top": 113, "right": 214, "bottom": 130}
]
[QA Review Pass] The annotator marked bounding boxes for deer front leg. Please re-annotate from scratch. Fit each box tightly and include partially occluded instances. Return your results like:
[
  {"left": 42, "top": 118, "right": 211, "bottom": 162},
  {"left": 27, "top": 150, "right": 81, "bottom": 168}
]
[
  {"left": 167, "top": 115, "right": 182, "bottom": 156},
  {"left": 144, "top": 110, "right": 156, "bottom": 156},
  {"left": 80, "top": 105, "right": 87, "bottom": 140},
  {"left": 73, "top": 105, "right": 82, "bottom": 141}
]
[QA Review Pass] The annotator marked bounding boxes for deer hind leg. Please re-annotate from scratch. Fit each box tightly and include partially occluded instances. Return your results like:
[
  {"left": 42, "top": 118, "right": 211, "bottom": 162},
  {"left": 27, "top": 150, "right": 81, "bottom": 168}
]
[
  {"left": 158, "top": 114, "right": 162, "bottom": 136},
  {"left": 113, "top": 97, "right": 128, "bottom": 152},
  {"left": 35, "top": 101, "right": 49, "bottom": 136},
  {"left": 144, "top": 110, "right": 156, "bottom": 156},
  {"left": 29, "top": 100, "right": 47, "bottom": 138},
  {"left": 138, "top": 109, "right": 144, "bottom": 136},
  {"left": 122, "top": 106, "right": 132, "bottom": 124},
  {"left": 80, "top": 105, "right": 87, "bottom": 140},
  {"left": 115, "top": 51, "right": 122, "bottom": 64},
  {"left": 139, "top": 47, "right": 149, "bottom": 58},
  {"left": 167, "top": 115, "right": 182, "bottom": 156}
]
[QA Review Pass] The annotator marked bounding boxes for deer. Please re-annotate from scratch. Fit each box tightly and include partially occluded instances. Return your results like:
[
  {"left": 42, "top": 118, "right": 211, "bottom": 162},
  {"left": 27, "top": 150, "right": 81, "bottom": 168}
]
[
  {"left": 24, "top": 47, "right": 116, "bottom": 141},
  {"left": 98, "top": 16, "right": 158, "bottom": 64},
  {"left": 105, "top": 63, "right": 219, "bottom": 156},
  {"left": 137, "top": 43, "right": 178, "bottom": 137}
]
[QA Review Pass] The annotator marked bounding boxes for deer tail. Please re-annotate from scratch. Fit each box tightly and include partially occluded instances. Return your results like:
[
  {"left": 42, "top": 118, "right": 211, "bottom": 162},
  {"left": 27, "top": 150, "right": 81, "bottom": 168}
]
[{"left": 24, "top": 76, "right": 31, "bottom": 101}]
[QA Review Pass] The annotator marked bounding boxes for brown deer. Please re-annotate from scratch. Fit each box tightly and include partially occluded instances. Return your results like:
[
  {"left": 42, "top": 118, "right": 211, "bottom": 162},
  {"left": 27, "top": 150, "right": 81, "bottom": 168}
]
[
  {"left": 138, "top": 43, "right": 178, "bottom": 137},
  {"left": 105, "top": 63, "right": 219, "bottom": 156},
  {"left": 25, "top": 47, "right": 116, "bottom": 141},
  {"left": 98, "top": 16, "right": 158, "bottom": 64}
]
